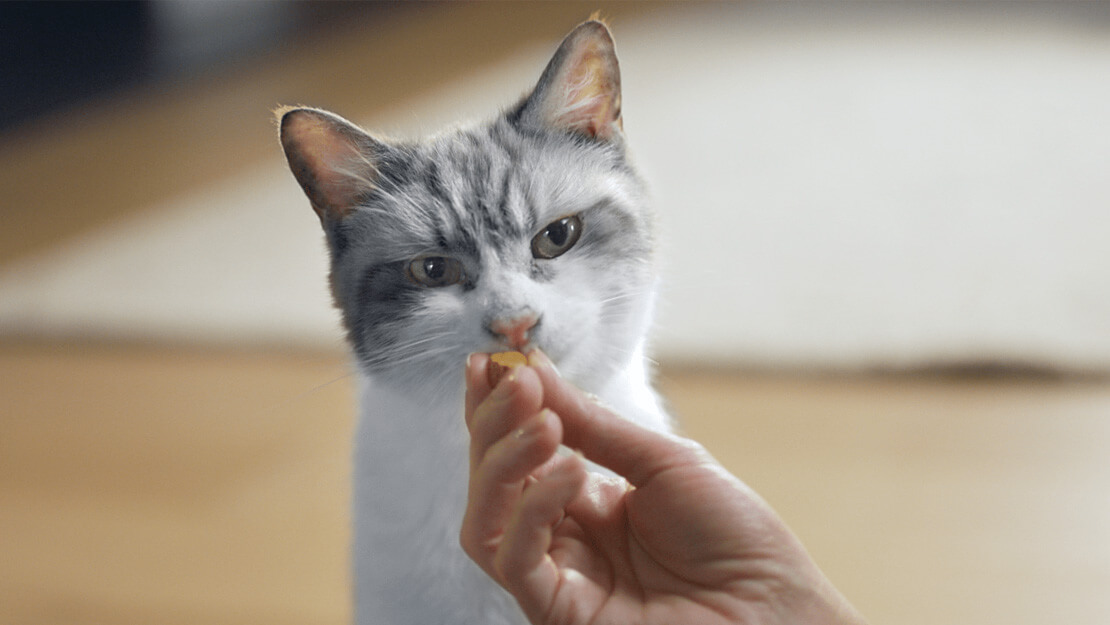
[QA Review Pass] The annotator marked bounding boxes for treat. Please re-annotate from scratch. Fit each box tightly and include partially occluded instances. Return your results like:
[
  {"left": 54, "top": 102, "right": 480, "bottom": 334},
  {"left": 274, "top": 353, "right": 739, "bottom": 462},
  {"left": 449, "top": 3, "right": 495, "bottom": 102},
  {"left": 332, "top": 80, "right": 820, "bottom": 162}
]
[{"left": 487, "top": 351, "right": 527, "bottom": 387}]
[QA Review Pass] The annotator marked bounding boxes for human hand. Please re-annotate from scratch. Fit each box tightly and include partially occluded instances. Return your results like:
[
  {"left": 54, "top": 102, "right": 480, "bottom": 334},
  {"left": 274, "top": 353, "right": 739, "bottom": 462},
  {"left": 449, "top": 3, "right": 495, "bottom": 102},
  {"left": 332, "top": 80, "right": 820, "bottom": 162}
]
[{"left": 461, "top": 350, "right": 866, "bottom": 625}]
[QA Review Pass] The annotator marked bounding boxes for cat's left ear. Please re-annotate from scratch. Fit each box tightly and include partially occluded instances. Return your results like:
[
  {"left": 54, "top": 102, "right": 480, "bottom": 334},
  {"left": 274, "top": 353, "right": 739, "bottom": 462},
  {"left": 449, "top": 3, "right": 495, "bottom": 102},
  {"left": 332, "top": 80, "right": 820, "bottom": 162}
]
[{"left": 515, "top": 19, "right": 623, "bottom": 142}]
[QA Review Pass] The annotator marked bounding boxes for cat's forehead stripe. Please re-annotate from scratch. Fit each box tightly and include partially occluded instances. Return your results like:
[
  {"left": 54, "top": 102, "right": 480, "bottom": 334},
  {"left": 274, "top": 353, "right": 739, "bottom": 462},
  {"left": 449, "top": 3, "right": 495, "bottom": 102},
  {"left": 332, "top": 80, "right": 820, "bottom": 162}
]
[
  {"left": 411, "top": 126, "right": 536, "bottom": 255},
  {"left": 351, "top": 117, "right": 640, "bottom": 268},
  {"left": 420, "top": 159, "right": 453, "bottom": 211}
]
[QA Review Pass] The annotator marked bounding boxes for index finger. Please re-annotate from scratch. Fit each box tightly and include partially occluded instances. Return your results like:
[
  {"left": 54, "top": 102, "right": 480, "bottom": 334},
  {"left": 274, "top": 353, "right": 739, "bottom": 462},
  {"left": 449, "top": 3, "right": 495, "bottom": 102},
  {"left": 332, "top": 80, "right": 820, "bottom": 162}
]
[{"left": 465, "top": 352, "right": 493, "bottom": 427}]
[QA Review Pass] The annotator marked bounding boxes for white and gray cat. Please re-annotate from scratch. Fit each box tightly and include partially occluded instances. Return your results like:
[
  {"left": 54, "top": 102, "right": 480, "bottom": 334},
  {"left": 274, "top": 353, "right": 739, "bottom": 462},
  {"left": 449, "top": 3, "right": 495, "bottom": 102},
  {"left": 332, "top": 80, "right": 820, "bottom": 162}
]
[{"left": 279, "top": 19, "right": 672, "bottom": 625}]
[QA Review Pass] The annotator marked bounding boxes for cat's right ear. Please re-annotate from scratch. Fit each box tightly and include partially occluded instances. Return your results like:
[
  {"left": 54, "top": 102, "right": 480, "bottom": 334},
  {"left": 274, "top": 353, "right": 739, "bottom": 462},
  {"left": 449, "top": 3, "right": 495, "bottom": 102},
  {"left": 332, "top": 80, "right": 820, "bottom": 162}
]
[{"left": 278, "top": 106, "right": 381, "bottom": 223}]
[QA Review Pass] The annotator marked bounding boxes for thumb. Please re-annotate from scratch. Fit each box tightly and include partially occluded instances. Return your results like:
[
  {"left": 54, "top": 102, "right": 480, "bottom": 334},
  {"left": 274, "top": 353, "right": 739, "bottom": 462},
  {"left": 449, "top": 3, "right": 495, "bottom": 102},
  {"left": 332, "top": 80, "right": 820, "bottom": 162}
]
[{"left": 526, "top": 350, "right": 705, "bottom": 487}]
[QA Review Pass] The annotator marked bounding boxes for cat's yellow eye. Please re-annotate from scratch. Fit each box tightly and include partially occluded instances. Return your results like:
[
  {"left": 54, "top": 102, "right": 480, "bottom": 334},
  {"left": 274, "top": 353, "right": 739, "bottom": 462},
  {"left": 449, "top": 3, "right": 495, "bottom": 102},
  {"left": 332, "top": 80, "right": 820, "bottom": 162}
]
[
  {"left": 531, "top": 215, "right": 583, "bottom": 259},
  {"left": 407, "top": 256, "right": 464, "bottom": 288}
]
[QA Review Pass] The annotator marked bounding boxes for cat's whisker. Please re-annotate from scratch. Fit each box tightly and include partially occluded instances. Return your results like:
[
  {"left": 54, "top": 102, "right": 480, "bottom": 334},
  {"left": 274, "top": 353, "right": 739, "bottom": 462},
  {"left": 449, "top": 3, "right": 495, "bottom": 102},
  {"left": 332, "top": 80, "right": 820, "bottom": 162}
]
[
  {"left": 261, "top": 367, "right": 355, "bottom": 415},
  {"left": 362, "top": 335, "right": 465, "bottom": 371}
]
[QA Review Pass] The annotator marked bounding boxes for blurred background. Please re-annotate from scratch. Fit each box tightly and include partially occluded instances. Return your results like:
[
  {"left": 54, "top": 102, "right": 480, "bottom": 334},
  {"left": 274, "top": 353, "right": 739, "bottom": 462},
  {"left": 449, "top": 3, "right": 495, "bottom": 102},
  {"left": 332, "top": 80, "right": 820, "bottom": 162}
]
[{"left": 1, "top": 2, "right": 1108, "bottom": 624}]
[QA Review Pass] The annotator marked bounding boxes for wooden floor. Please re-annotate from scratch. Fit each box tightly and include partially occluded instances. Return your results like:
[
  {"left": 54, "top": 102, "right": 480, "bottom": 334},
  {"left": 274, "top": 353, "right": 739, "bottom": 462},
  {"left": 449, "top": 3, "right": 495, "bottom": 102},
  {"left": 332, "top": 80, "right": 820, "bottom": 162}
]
[
  {"left": 2, "top": 344, "right": 1108, "bottom": 625},
  {"left": 2, "top": 4, "right": 1108, "bottom": 625}
]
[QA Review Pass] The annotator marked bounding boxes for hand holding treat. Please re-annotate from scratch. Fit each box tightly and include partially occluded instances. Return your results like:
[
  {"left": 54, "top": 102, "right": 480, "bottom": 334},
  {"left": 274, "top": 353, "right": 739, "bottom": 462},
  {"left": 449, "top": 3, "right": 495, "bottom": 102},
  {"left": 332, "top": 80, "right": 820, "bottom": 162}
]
[{"left": 461, "top": 350, "right": 867, "bottom": 625}]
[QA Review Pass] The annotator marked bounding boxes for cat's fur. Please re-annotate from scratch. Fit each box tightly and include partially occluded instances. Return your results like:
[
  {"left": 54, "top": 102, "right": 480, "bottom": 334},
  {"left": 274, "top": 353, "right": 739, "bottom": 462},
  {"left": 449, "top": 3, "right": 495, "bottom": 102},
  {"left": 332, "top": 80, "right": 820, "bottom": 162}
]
[{"left": 279, "top": 20, "right": 671, "bottom": 625}]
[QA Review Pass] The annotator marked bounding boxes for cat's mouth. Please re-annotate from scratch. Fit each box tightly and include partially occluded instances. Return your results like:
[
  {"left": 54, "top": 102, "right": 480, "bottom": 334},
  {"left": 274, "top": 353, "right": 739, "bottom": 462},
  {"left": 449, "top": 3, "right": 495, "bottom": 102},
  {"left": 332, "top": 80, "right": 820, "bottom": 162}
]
[{"left": 481, "top": 333, "right": 560, "bottom": 371}]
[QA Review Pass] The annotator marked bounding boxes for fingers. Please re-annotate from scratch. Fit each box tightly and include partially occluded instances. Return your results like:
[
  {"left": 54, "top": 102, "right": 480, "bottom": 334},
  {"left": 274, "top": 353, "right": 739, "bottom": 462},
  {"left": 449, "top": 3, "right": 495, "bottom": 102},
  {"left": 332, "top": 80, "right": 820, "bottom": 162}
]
[
  {"left": 464, "top": 352, "right": 493, "bottom": 426},
  {"left": 466, "top": 361, "right": 545, "bottom": 468},
  {"left": 461, "top": 409, "right": 563, "bottom": 568},
  {"left": 469, "top": 348, "right": 704, "bottom": 488},
  {"left": 495, "top": 452, "right": 587, "bottom": 619},
  {"left": 462, "top": 358, "right": 564, "bottom": 579},
  {"left": 527, "top": 349, "right": 705, "bottom": 488}
]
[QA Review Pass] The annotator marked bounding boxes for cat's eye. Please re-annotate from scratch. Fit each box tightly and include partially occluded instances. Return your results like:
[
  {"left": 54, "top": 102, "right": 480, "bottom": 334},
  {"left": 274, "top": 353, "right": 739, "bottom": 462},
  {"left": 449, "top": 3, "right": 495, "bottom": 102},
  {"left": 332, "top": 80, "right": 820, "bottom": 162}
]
[
  {"left": 531, "top": 215, "right": 583, "bottom": 259},
  {"left": 407, "top": 256, "right": 464, "bottom": 288}
]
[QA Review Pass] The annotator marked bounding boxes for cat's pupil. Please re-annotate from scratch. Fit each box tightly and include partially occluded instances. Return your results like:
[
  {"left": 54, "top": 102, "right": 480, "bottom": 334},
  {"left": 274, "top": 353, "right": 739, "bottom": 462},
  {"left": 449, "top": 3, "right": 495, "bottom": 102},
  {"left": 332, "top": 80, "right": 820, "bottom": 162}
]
[
  {"left": 424, "top": 257, "right": 446, "bottom": 280},
  {"left": 546, "top": 221, "right": 568, "bottom": 246}
]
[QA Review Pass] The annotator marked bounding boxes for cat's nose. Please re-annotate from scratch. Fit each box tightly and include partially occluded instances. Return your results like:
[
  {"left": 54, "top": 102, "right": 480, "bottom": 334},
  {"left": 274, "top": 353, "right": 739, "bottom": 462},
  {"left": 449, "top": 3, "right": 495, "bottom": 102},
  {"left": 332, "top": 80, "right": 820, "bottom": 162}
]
[{"left": 489, "top": 312, "right": 540, "bottom": 350}]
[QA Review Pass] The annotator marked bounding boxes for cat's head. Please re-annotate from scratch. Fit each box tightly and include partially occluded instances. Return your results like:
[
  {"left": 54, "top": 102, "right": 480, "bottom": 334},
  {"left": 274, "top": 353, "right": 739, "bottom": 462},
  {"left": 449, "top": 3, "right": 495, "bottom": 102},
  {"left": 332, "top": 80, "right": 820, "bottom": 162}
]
[{"left": 279, "top": 20, "right": 656, "bottom": 396}]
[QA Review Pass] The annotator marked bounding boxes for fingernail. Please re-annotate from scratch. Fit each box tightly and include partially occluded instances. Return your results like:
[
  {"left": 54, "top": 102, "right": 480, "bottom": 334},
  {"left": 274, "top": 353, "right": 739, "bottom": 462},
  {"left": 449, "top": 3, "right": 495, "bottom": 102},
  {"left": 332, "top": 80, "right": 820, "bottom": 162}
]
[{"left": 526, "top": 348, "right": 560, "bottom": 377}]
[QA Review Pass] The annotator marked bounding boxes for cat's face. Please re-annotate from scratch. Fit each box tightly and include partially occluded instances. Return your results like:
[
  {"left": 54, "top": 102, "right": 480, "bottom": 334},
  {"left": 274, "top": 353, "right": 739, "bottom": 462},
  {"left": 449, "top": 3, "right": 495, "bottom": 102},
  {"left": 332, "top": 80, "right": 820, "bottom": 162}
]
[
  {"left": 332, "top": 122, "right": 654, "bottom": 395},
  {"left": 280, "top": 20, "right": 655, "bottom": 396}
]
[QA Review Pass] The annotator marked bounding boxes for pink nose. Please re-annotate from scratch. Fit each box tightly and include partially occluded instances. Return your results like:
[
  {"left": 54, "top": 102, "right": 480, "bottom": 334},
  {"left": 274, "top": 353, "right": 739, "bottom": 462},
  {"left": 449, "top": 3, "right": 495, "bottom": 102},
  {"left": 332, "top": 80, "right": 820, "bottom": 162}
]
[{"left": 490, "top": 313, "right": 540, "bottom": 350}]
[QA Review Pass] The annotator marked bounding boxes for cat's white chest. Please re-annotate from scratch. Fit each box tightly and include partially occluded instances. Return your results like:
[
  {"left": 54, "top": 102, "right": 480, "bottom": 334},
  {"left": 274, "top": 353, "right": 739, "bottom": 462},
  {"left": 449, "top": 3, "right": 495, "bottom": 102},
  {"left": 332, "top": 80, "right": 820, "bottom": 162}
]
[
  {"left": 348, "top": 354, "right": 670, "bottom": 625},
  {"left": 350, "top": 374, "right": 524, "bottom": 625}
]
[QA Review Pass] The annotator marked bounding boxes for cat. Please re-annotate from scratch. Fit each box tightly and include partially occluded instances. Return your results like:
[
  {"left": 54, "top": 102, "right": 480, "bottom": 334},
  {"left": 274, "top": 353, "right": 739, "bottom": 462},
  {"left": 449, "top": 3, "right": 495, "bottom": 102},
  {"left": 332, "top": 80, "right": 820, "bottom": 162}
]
[{"left": 279, "top": 19, "right": 672, "bottom": 625}]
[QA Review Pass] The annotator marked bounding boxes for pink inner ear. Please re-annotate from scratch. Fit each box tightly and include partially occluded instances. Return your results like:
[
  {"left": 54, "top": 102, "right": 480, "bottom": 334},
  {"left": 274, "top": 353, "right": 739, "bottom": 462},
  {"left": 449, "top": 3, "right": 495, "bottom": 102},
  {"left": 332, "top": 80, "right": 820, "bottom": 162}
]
[
  {"left": 551, "top": 42, "right": 622, "bottom": 140},
  {"left": 283, "top": 112, "right": 368, "bottom": 220}
]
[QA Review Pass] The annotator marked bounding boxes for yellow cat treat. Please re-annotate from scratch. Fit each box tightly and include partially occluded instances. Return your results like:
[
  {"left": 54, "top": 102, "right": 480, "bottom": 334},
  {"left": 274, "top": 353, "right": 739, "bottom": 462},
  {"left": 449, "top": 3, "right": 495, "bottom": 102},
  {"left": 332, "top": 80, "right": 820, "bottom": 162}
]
[{"left": 487, "top": 351, "right": 527, "bottom": 387}]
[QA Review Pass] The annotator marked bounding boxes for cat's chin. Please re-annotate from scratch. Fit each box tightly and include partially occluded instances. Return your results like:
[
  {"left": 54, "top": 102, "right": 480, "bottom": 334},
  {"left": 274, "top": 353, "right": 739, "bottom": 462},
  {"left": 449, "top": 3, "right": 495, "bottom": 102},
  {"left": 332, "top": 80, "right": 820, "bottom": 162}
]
[
  {"left": 537, "top": 342, "right": 622, "bottom": 396},
  {"left": 470, "top": 337, "right": 620, "bottom": 396}
]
